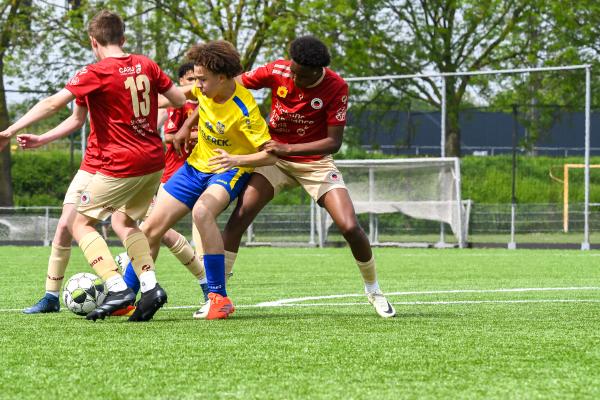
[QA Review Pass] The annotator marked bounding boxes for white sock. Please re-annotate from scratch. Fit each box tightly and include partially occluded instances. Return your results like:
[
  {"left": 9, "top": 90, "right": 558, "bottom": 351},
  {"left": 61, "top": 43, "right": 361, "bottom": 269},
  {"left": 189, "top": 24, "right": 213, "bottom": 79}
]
[
  {"left": 105, "top": 275, "right": 128, "bottom": 293},
  {"left": 199, "top": 277, "right": 207, "bottom": 285},
  {"left": 140, "top": 271, "right": 157, "bottom": 293},
  {"left": 46, "top": 291, "right": 59, "bottom": 298},
  {"left": 365, "top": 281, "right": 381, "bottom": 294}
]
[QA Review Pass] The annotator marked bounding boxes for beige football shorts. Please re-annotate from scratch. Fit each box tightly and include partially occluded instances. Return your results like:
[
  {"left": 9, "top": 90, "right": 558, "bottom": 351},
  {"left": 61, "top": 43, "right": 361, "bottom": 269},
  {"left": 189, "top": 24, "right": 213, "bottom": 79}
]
[
  {"left": 254, "top": 155, "right": 346, "bottom": 202},
  {"left": 63, "top": 170, "right": 95, "bottom": 205},
  {"left": 77, "top": 170, "right": 163, "bottom": 221}
]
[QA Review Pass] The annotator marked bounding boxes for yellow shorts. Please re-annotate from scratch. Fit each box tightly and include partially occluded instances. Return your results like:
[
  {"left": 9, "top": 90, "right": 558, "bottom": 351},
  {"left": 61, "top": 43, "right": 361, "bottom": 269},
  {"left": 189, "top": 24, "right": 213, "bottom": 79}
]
[
  {"left": 77, "top": 170, "right": 163, "bottom": 221},
  {"left": 254, "top": 155, "right": 346, "bottom": 201},
  {"left": 63, "top": 170, "right": 94, "bottom": 205}
]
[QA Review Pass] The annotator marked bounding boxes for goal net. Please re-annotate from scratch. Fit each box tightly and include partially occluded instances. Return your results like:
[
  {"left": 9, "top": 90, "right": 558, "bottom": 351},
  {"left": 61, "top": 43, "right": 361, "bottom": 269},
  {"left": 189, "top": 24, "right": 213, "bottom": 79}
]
[{"left": 318, "top": 157, "right": 468, "bottom": 247}]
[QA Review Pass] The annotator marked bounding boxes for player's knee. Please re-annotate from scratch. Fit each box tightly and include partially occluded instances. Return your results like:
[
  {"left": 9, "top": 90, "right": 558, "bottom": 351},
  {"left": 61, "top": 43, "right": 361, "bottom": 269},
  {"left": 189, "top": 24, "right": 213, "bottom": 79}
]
[
  {"left": 340, "top": 223, "right": 365, "bottom": 241},
  {"left": 192, "top": 203, "right": 213, "bottom": 225}
]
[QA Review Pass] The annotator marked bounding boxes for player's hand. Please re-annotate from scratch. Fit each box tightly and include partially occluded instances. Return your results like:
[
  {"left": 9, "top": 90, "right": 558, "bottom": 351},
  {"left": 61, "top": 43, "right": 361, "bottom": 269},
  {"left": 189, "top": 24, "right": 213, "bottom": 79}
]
[
  {"left": 208, "top": 148, "right": 238, "bottom": 172},
  {"left": 0, "top": 128, "right": 15, "bottom": 140},
  {"left": 173, "top": 126, "right": 191, "bottom": 157},
  {"left": 263, "top": 140, "right": 292, "bottom": 156},
  {"left": 17, "top": 134, "right": 45, "bottom": 149},
  {"left": 0, "top": 137, "right": 9, "bottom": 152}
]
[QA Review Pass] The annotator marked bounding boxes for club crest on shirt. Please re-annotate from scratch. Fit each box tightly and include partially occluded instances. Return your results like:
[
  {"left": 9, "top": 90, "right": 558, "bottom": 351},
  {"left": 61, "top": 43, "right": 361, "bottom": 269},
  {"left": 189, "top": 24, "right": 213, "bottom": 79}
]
[
  {"left": 80, "top": 191, "right": 91, "bottom": 205},
  {"left": 205, "top": 121, "right": 215, "bottom": 133},
  {"left": 327, "top": 171, "right": 343, "bottom": 183},
  {"left": 311, "top": 98, "right": 323, "bottom": 109},
  {"left": 216, "top": 121, "right": 225, "bottom": 135},
  {"left": 277, "top": 86, "right": 288, "bottom": 98},
  {"left": 135, "top": 63, "right": 142, "bottom": 74}
]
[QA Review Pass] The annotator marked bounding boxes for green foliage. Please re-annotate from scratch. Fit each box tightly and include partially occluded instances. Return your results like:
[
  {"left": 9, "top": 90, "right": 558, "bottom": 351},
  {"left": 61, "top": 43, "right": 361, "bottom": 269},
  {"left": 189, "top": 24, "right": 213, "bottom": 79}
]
[
  {"left": 461, "top": 155, "right": 600, "bottom": 203},
  {"left": 11, "top": 150, "right": 79, "bottom": 206}
]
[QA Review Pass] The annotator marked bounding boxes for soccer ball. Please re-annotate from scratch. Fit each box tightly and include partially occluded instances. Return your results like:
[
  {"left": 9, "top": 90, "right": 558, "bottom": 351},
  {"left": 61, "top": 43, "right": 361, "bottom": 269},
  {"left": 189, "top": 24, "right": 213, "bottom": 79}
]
[{"left": 62, "top": 272, "right": 107, "bottom": 315}]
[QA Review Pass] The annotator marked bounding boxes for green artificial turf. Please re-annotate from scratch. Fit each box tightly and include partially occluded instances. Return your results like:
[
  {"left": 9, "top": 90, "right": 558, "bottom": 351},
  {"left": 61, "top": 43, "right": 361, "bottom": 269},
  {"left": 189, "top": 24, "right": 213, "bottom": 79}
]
[{"left": 1, "top": 246, "right": 599, "bottom": 399}]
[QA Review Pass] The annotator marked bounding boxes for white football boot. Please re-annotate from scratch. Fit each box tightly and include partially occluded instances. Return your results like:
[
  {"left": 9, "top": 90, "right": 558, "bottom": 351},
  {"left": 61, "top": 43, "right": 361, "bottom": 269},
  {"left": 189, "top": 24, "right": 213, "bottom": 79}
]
[
  {"left": 114, "top": 252, "right": 130, "bottom": 274},
  {"left": 367, "top": 291, "right": 396, "bottom": 318}
]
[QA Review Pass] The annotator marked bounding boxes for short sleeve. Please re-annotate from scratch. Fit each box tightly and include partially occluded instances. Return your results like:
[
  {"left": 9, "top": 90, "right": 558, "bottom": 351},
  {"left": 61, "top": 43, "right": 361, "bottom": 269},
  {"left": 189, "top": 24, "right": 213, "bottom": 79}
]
[
  {"left": 326, "top": 83, "right": 349, "bottom": 126},
  {"left": 240, "top": 103, "right": 271, "bottom": 149},
  {"left": 163, "top": 107, "right": 182, "bottom": 134},
  {"left": 240, "top": 62, "right": 273, "bottom": 90},
  {"left": 65, "top": 66, "right": 102, "bottom": 98},
  {"left": 154, "top": 64, "right": 174, "bottom": 94},
  {"left": 75, "top": 97, "right": 87, "bottom": 107}
]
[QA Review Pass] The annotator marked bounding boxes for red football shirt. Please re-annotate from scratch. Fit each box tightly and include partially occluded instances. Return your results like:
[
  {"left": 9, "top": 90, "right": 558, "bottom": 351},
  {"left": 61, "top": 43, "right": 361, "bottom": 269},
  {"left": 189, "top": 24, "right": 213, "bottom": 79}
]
[
  {"left": 65, "top": 54, "right": 174, "bottom": 177},
  {"left": 76, "top": 97, "right": 102, "bottom": 174},
  {"left": 241, "top": 59, "right": 348, "bottom": 162},
  {"left": 161, "top": 100, "right": 198, "bottom": 183}
]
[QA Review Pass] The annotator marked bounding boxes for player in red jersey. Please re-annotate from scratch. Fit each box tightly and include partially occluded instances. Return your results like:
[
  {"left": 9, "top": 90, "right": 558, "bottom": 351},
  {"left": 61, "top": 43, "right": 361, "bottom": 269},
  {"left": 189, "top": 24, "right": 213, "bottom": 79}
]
[
  {"left": 0, "top": 10, "right": 186, "bottom": 321},
  {"left": 221, "top": 36, "right": 396, "bottom": 318},
  {"left": 16, "top": 99, "right": 115, "bottom": 314},
  {"left": 118, "top": 62, "right": 212, "bottom": 303}
]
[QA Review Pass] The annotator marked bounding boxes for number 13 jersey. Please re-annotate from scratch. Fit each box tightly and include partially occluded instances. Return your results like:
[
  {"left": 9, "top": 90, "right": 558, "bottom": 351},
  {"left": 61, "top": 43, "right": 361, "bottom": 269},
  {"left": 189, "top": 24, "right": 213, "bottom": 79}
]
[{"left": 65, "top": 54, "right": 174, "bottom": 178}]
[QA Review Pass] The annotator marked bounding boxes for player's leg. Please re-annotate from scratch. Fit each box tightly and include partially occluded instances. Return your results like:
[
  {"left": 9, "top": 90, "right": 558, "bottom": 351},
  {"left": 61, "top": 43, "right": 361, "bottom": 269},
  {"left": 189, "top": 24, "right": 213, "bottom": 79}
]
[
  {"left": 72, "top": 211, "right": 136, "bottom": 321},
  {"left": 319, "top": 188, "right": 395, "bottom": 318},
  {"left": 115, "top": 171, "right": 178, "bottom": 322},
  {"left": 119, "top": 184, "right": 207, "bottom": 300},
  {"left": 292, "top": 157, "right": 395, "bottom": 318},
  {"left": 73, "top": 172, "right": 169, "bottom": 321},
  {"left": 24, "top": 170, "right": 93, "bottom": 314},
  {"left": 192, "top": 185, "right": 234, "bottom": 319},
  {"left": 193, "top": 169, "right": 251, "bottom": 320},
  {"left": 222, "top": 166, "right": 292, "bottom": 279},
  {"left": 23, "top": 204, "right": 75, "bottom": 313}
]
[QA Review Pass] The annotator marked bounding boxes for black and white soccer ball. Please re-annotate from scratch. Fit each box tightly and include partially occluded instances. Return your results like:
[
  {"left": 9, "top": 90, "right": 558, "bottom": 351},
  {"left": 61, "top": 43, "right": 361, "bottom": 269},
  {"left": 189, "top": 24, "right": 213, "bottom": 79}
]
[{"left": 62, "top": 272, "right": 107, "bottom": 315}]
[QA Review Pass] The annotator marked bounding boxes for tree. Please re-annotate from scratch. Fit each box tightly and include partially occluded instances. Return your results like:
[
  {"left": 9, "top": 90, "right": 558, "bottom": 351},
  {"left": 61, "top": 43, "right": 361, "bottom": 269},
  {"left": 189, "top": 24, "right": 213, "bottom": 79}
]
[
  {"left": 305, "top": 0, "right": 533, "bottom": 157},
  {"left": 0, "top": 0, "right": 36, "bottom": 206}
]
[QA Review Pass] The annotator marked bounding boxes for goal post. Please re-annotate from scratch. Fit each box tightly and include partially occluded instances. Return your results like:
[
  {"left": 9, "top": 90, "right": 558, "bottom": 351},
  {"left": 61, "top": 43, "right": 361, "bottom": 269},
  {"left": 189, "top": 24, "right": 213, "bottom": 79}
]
[
  {"left": 317, "top": 157, "right": 468, "bottom": 247},
  {"left": 563, "top": 164, "right": 600, "bottom": 233}
]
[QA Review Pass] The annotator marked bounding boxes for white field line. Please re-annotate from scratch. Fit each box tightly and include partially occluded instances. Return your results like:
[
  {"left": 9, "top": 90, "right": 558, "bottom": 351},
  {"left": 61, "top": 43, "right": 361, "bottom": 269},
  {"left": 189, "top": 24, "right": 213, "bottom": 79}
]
[
  {"left": 254, "top": 286, "right": 600, "bottom": 307},
  {"left": 3, "top": 287, "right": 600, "bottom": 313}
]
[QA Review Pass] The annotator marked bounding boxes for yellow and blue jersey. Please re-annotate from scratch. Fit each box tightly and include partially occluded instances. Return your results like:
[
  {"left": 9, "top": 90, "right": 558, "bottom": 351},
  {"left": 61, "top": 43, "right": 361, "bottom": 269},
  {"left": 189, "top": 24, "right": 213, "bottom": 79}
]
[{"left": 187, "top": 83, "right": 271, "bottom": 174}]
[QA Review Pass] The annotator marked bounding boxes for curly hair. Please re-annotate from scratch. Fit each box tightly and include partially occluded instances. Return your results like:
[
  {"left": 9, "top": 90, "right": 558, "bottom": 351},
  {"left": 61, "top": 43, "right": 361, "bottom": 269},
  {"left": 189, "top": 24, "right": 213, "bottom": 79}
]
[
  {"left": 178, "top": 62, "right": 194, "bottom": 79},
  {"left": 289, "top": 36, "right": 331, "bottom": 68},
  {"left": 87, "top": 10, "right": 125, "bottom": 46},
  {"left": 186, "top": 41, "right": 243, "bottom": 78}
]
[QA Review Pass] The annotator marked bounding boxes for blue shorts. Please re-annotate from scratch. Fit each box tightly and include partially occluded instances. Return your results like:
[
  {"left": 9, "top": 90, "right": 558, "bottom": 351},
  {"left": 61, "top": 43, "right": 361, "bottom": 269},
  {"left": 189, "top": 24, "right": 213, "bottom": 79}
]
[{"left": 163, "top": 162, "right": 251, "bottom": 210}]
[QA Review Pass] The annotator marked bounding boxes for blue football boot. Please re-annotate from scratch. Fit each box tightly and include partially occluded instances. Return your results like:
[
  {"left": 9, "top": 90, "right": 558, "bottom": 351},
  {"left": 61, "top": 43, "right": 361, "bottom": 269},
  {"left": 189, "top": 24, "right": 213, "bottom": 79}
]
[{"left": 23, "top": 293, "right": 60, "bottom": 314}]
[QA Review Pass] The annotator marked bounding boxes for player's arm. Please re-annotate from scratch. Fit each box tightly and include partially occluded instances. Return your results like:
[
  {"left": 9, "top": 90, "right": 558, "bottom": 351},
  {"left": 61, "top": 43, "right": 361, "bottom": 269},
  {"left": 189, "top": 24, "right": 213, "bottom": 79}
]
[
  {"left": 17, "top": 104, "right": 88, "bottom": 149},
  {"left": 172, "top": 107, "right": 199, "bottom": 153},
  {"left": 264, "top": 125, "right": 344, "bottom": 157},
  {"left": 208, "top": 147, "right": 277, "bottom": 173},
  {"left": 157, "top": 108, "right": 169, "bottom": 128},
  {"left": 158, "top": 83, "right": 194, "bottom": 107},
  {"left": 0, "top": 89, "right": 75, "bottom": 141},
  {"left": 159, "top": 84, "right": 186, "bottom": 109}
]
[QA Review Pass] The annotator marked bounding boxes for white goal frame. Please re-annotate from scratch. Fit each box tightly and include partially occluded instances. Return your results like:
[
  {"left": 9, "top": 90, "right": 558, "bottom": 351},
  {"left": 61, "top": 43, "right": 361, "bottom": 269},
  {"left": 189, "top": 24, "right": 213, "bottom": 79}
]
[{"left": 346, "top": 64, "right": 592, "bottom": 249}]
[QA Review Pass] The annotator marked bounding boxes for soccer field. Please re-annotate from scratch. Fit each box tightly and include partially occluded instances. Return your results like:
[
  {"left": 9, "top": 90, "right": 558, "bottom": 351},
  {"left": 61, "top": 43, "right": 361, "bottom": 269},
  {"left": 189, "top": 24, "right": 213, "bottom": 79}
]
[{"left": 1, "top": 246, "right": 600, "bottom": 399}]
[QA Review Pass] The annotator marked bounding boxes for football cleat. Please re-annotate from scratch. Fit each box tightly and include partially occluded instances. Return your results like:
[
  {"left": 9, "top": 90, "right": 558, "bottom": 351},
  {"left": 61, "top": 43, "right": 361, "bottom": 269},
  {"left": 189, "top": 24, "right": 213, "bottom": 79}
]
[
  {"left": 114, "top": 252, "right": 130, "bottom": 274},
  {"left": 23, "top": 293, "right": 60, "bottom": 314},
  {"left": 201, "top": 292, "right": 235, "bottom": 320},
  {"left": 192, "top": 300, "right": 210, "bottom": 319},
  {"left": 128, "top": 284, "right": 168, "bottom": 322},
  {"left": 111, "top": 305, "right": 136, "bottom": 317},
  {"left": 367, "top": 291, "right": 396, "bottom": 318},
  {"left": 86, "top": 287, "right": 136, "bottom": 321}
]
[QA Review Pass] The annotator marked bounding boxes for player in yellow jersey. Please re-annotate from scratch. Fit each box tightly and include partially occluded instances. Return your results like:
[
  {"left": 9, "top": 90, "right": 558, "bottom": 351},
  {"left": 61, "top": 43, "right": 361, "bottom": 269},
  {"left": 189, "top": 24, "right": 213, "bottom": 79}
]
[{"left": 139, "top": 40, "right": 275, "bottom": 319}]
